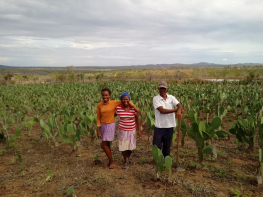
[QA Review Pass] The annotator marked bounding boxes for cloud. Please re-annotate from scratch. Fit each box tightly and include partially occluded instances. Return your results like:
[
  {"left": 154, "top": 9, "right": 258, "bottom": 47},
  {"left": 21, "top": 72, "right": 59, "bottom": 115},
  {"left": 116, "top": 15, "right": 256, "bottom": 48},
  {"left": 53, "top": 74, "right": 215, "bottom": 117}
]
[{"left": 0, "top": 0, "right": 263, "bottom": 66}]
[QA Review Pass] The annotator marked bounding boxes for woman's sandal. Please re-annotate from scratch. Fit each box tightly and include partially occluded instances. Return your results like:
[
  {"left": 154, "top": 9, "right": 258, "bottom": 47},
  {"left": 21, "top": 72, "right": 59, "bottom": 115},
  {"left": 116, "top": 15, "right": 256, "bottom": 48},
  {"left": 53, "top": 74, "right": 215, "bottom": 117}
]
[
  {"left": 128, "top": 159, "right": 135, "bottom": 165},
  {"left": 122, "top": 164, "right": 128, "bottom": 169}
]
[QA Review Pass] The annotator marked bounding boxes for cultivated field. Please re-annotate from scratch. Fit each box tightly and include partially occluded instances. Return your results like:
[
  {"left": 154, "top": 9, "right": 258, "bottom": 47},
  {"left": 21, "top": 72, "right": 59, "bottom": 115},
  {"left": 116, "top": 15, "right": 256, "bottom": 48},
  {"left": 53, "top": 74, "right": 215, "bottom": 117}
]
[{"left": 0, "top": 80, "right": 263, "bottom": 197}]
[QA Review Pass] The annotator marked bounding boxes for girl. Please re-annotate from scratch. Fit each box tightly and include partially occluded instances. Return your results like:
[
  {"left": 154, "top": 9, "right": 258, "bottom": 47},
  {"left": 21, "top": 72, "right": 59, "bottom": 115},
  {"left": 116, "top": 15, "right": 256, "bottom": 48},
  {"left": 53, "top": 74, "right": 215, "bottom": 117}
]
[
  {"left": 115, "top": 92, "right": 141, "bottom": 169},
  {"left": 96, "top": 88, "right": 140, "bottom": 169}
]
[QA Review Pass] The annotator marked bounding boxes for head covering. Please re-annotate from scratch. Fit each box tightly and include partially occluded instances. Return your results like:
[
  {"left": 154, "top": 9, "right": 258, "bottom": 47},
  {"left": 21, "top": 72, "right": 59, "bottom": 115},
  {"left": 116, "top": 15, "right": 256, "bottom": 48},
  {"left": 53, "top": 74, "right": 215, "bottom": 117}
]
[
  {"left": 158, "top": 81, "right": 168, "bottom": 89},
  {"left": 120, "top": 92, "right": 131, "bottom": 100}
]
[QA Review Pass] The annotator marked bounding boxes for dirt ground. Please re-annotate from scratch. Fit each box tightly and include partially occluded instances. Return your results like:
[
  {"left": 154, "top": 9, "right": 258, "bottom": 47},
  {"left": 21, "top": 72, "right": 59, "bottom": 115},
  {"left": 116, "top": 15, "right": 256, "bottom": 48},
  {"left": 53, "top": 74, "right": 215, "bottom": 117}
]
[{"left": 1, "top": 120, "right": 263, "bottom": 197}]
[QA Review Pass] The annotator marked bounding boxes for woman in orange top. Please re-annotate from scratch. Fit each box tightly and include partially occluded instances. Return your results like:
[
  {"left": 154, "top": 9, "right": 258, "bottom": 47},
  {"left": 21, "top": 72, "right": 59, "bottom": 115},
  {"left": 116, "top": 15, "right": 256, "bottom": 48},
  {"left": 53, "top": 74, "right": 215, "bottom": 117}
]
[{"left": 97, "top": 88, "right": 140, "bottom": 169}]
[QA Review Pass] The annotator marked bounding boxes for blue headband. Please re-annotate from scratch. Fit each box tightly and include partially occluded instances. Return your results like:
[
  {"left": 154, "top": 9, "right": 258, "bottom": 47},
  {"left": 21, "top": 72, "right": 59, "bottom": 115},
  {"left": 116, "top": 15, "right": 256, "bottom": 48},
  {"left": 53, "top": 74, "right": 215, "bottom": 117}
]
[{"left": 120, "top": 92, "right": 131, "bottom": 99}]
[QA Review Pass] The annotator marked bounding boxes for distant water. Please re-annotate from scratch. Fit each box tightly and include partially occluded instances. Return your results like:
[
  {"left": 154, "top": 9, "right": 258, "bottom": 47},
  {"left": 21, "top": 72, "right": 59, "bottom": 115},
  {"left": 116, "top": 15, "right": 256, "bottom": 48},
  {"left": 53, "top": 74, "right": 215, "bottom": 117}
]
[{"left": 205, "top": 79, "right": 240, "bottom": 82}]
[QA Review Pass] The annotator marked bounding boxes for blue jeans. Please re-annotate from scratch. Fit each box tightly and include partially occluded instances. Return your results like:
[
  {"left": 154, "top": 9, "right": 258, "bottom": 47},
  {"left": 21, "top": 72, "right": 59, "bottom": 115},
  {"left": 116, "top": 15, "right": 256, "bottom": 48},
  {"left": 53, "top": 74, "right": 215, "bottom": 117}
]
[{"left": 153, "top": 127, "right": 174, "bottom": 158}]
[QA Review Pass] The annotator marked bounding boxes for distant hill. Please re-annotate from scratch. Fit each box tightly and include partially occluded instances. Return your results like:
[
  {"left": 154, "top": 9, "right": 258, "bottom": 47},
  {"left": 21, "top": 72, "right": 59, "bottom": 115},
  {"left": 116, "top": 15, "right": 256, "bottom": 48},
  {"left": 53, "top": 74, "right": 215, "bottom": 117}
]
[
  {"left": 0, "top": 62, "right": 261, "bottom": 70},
  {"left": 0, "top": 65, "right": 13, "bottom": 68}
]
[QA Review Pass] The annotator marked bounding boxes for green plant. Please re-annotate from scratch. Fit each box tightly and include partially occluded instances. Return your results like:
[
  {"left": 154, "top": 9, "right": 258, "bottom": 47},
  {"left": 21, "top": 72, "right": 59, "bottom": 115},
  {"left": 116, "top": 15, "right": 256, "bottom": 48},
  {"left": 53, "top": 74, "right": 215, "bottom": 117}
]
[
  {"left": 214, "top": 167, "right": 227, "bottom": 178},
  {"left": 93, "top": 154, "right": 100, "bottom": 160},
  {"left": 46, "top": 170, "right": 52, "bottom": 181},
  {"left": 183, "top": 111, "right": 225, "bottom": 163},
  {"left": 152, "top": 145, "right": 172, "bottom": 179},
  {"left": 67, "top": 186, "right": 74, "bottom": 196},
  {"left": 229, "top": 188, "right": 250, "bottom": 197},
  {"left": 217, "top": 148, "right": 228, "bottom": 158},
  {"left": 189, "top": 160, "right": 197, "bottom": 169},
  {"left": 17, "top": 154, "right": 23, "bottom": 171}
]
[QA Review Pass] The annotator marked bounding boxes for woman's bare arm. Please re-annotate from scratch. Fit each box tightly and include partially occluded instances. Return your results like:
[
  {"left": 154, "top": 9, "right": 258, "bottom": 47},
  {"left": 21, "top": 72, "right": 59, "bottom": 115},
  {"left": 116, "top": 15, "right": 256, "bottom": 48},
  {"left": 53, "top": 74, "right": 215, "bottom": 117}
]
[{"left": 135, "top": 115, "right": 141, "bottom": 137}]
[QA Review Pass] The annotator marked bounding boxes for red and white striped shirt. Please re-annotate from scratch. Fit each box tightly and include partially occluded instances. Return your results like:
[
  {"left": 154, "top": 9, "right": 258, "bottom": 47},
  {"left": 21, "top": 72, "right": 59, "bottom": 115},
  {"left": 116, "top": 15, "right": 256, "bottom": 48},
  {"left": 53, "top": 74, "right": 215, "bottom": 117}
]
[{"left": 115, "top": 105, "right": 139, "bottom": 131}]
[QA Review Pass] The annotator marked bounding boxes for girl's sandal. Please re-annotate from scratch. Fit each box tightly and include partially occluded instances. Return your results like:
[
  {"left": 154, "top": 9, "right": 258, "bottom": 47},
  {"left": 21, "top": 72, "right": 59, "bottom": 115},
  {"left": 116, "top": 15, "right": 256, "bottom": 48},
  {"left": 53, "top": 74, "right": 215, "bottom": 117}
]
[
  {"left": 104, "top": 162, "right": 110, "bottom": 167},
  {"left": 109, "top": 163, "right": 116, "bottom": 169}
]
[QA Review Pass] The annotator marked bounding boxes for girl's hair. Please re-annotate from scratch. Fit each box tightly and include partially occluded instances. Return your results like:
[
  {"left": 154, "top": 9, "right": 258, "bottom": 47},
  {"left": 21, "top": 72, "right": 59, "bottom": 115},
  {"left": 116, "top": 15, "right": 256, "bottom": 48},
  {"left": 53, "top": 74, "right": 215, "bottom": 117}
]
[{"left": 101, "top": 88, "right": 111, "bottom": 95}]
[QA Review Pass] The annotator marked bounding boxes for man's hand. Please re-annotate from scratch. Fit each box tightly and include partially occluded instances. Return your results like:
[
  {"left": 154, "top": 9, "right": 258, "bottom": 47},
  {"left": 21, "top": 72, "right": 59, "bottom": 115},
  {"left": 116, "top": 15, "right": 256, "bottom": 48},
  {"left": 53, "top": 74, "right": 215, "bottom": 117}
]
[{"left": 176, "top": 110, "right": 182, "bottom": 121}]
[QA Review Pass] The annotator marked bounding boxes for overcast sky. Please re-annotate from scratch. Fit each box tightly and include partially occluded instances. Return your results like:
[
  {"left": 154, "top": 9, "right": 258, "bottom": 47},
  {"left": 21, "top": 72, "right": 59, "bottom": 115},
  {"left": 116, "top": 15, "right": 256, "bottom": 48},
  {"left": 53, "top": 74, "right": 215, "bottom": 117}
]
[{"left": 0, "top": 0, "right": 263, "bottom": 67}]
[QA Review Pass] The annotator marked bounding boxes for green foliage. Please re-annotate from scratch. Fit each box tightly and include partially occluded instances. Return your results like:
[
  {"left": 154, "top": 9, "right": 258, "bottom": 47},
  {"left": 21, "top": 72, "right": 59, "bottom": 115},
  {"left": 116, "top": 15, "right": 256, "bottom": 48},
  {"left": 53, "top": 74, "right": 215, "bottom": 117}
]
[
  {"left": 9, "top": 128, "right": 21, "bottom": 143},
  {"left": 67, "top": 186, "right": 74, "bottom": 196},
  {"left": 152, "top": 145, "right": 173, "bottom": 178},
  {"left": 0, "top": 80, "right": 263, "bottom": 184},
  {"left": 46, "top": 170, "right": 52, "bottom": 181},
  {"left": 93, "top": 154, "right": 100, "bottom": 160},
  {"left": 229, "top": 188, "right": 250, "bottom": 197},
  {"left": 185, "top": 114, "right": 223, "bottom": 163},
  {"left": 18, "top": 154, "right": 23, "bottom": 170},
  {"left": 203, "top": 145, "right": 213, "bottom": 154},
  {"left": 189, "top": 160, "right": 197, "bottom": 168}
]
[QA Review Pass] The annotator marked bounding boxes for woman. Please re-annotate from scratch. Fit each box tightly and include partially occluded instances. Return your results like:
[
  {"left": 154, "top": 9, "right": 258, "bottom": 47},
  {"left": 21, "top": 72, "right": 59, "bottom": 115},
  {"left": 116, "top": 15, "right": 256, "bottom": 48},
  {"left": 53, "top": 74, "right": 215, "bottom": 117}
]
[
  {"left": 115, "top": 92, "right": 141, "bottom": 169},
  {"left": 96, "top": 88, "right": 140, "bottom": 169}
]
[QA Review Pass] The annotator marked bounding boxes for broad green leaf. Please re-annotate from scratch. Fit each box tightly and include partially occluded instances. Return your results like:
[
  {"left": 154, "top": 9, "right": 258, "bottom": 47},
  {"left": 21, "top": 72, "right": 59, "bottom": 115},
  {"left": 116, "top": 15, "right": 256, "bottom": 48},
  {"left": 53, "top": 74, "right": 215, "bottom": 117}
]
[
  {"left": 203, "top": 145, "right": 213, "bottom": 154},
  {"left": 164, "top": 156, "right": 173, "bottom": 169},
  {"left": 172, "top": 133, "right": 177, "bottom": 142},
  {"left": 159, "top": 165, "right": 164, "bottom": 174},
  {"left": 188, "top": 110, "right": 195, "bottom": 122},
  {"left": 8, "top": 135, "right": 17, "bottom": 143},
  {"left": 229, "top": 128, "right": 236, "bottom": 135},
  {"left": 157, "top": 154, "right": 164, "bottom": 167},
  {"left": 198, "top": 121, "right": 206, "bottom": 137},
  {"left": 67, "top": 186, "right": 74, "bottom": 196},
  {"left": 216, "top": 130, "right": 228, "bottom": 138},
  {"left": 237, "top": 118, "right": 246, "bottom": 128},
  {"left": 210, "top": 117, "right": 221, "bottom": 129},
  {"left": 61, "top": 134, "right": 70, "bottom": 143},
  {"left": 67, "top": 124, "right": 75, "bottom": 135},
  {"left": 187, "top": 127, "right": 196, "bottom": 141},
  {"left": 71, "top": 135, "right": 78, "bottom": 145},
  {"left": 15, "top": 128, "right": 21, "bottom": 137},
  {"left": 152, "top": 145, "right": 159, "bottom": 163},
  {"left": 202, "top": 132, "right": 210, "bottom": 141}
]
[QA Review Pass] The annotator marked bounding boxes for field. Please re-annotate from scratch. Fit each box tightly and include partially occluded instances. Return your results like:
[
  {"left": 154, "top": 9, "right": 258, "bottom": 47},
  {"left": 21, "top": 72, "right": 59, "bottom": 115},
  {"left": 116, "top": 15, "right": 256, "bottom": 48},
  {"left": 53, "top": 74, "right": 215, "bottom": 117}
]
[
  {"left": 0, "top": 65, "right": 263, "bottom": 85},
  {"left": 0, "top": 80, "right": 263, "bottom": 197}
]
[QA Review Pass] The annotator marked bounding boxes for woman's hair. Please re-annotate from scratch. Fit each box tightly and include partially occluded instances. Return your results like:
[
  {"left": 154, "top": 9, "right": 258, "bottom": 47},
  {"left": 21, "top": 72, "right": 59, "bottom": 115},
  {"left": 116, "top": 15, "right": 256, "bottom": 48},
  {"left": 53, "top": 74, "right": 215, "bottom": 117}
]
[{"left": 101, "top": 88, "right": 111, "bottom": 95}]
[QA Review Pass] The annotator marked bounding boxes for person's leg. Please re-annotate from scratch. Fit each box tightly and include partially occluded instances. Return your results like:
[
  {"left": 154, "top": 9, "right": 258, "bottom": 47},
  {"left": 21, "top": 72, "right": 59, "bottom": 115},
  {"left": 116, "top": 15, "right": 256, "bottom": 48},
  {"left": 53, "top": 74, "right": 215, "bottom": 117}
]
[
  {"left": 127, "top": 150, "right": 132, "bottom": 158},
  {"left": 162, "top": 127, "right": 174, "bottom": 158},
  {"left": 122, "top": 151, "right": 129, "bottom": 169},
  {"left": 153, "top": 127, "right": 165, "bottom": 151},
  {"left": 101, "top": 141, "right": 115, "bottom": 168},
  {"left": 126, "top": 150, "right": 134, "bottom": 164},
  {"left": 122, "top": 151, "right": 128, "bottom": 163}
]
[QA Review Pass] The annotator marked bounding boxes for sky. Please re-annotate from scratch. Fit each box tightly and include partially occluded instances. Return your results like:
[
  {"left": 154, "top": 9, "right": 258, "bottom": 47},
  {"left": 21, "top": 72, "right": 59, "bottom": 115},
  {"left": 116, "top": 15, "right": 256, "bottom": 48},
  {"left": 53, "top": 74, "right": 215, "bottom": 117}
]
[{"left": 0, "top": 0, "right": 263, "bottom": 67}]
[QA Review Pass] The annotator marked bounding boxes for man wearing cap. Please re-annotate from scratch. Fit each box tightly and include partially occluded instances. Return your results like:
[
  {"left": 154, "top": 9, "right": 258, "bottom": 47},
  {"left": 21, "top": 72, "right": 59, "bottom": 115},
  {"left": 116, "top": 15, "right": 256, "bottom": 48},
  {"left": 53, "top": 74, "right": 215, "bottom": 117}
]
[{"left": 153, "top": 81, "right": 183, "bottom": 158}]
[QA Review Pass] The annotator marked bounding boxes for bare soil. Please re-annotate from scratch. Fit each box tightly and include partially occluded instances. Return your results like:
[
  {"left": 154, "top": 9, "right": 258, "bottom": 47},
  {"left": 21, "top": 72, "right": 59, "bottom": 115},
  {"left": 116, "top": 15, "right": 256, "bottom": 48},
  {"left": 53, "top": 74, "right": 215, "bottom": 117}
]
[{"left": 1, "top": 120, "right": 263, "bottom": 197}]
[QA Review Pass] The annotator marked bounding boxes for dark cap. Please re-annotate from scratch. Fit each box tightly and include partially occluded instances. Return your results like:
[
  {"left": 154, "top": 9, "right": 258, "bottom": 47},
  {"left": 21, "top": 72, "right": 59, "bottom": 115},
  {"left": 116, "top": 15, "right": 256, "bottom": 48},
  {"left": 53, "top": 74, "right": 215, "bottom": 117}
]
[{"left": 158, "top": 81, "right": 168, "bottom": 88}]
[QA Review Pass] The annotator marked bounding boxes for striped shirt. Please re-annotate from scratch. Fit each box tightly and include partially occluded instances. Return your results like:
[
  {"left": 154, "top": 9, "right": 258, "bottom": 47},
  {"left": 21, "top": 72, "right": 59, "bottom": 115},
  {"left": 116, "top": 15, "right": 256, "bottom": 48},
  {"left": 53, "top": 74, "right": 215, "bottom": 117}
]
[{"left": 115, "top": 105, "right": 139, "bottom": 131}]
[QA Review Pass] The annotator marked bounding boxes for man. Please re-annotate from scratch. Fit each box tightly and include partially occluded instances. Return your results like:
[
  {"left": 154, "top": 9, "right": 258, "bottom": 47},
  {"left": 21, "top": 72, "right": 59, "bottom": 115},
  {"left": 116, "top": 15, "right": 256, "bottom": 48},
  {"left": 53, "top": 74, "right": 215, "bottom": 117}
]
[{"left": 153, "top": 81, "right": 183, "bottom": 158}]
